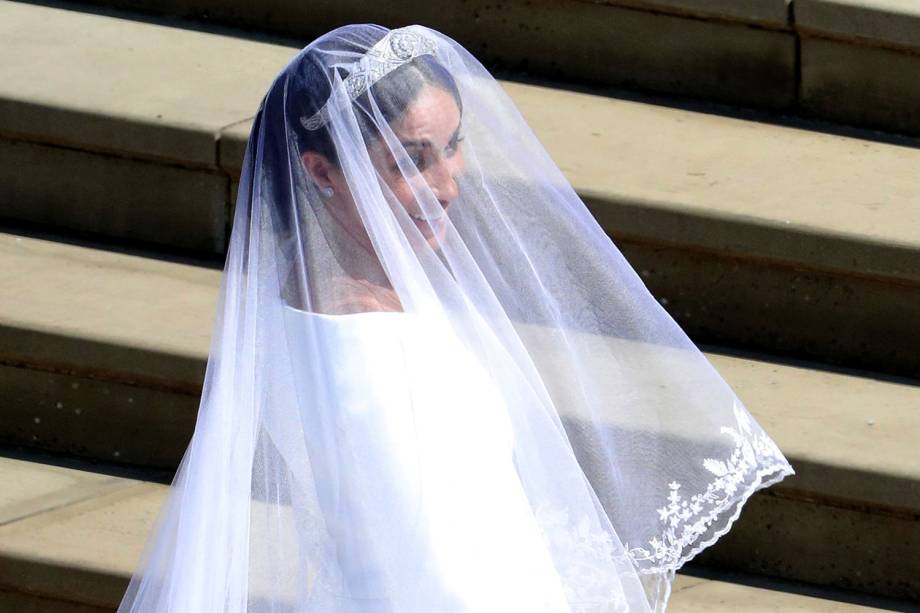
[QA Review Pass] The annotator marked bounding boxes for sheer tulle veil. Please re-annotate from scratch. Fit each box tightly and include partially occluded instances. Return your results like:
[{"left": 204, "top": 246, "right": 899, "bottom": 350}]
[{"left": 117, "top": 24, "right": 793, "bottom": 612}]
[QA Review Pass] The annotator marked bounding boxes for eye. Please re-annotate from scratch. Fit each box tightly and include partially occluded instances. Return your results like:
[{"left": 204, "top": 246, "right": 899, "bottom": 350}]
[
  {"left": 445, "top": 135, "right": 464, "bottom": 157},
  {"left": 408, "top": 150, "right": 427, "bottom": 170},
  {"left": 389, "top": 148, "right": 426, "bottom": 174}
]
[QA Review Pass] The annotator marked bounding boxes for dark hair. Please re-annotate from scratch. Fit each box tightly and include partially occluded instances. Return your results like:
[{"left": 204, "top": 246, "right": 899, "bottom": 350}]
[{"left": 289, "top": 27, "right": 462, "bottom": 165}]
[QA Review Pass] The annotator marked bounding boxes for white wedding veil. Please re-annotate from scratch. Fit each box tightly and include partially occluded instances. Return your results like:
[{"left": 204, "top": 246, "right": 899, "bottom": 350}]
[{"left": 117, "top": 24, "right": 793, "bottom": 613}]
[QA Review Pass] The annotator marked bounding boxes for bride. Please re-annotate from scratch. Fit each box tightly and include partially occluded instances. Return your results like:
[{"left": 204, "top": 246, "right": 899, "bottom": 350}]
[{"left": 117, "top": 24, "right": 793, "bottom": 612}]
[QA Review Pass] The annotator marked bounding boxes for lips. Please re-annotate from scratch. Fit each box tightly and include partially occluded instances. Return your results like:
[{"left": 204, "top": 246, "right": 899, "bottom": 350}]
[
  {"left": 409, "top": 211, "right": 445, "bottom": 222},
  {"left": 408, "top": 210, "right": 448, "bottom": 241}
]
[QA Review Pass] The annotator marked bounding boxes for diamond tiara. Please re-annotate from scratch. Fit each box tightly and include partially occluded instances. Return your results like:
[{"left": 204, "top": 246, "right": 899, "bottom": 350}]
[{"left": 299, "top": 27, "right": 438, "bottom": 131}]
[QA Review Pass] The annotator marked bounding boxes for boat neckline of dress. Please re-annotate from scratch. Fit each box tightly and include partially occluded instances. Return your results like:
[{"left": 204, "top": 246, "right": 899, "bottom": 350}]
[{"left": 284, "top": 305, "right": 410, "bottom": 321}]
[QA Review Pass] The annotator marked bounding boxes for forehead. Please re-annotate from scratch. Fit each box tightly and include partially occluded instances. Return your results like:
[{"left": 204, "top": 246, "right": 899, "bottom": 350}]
[{"left": 391, "top": 86, "right": 461, "bottom": 143}]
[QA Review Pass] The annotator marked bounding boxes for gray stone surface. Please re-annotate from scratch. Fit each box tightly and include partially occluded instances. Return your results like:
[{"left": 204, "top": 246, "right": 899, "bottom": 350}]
[
  {"left": 47, "top": 0, "right": 795, "bottom": 111},
  {"left": 0, "top": 365, "right": 196, "bottom": 468},
  {"left": 0, "top": 232, "right": 211, "bottom": 467},
  {"left": 697, "top": 491, "right": 920, "bottom": 600},
  {"left": 501, "top": 79, "right": 920, "bottom": 279},
  {"left": 618, "top": 241, "right": 920, "bottom": 375},
  {"left": 797, "top": 0, "right": 920, "bottom": 50},
  {"left": 457, "top": 2, "right": 796, "bottom": 111},
  {"left": 0, "top": 139, "right": 228, "bottom": 253},
  {"left": 224, "top": 80, "right": 920, "bottom": 287},
  {"left": 670, "top": 567, "right": 906, "bottom": 611},
  {"left": 705, "top": 351, "right": 920, "bottom": 513},
  {"left": 3, "top": 232, "right": 919, "bottom": 512},
  {"left": 801, "top": 36, "right": 920, "bottom": 137},
  {"left": 5, "top": 1, "right": 917, "bottom": 259},
  {"left": 22, "top": 0, "right": 916, "bottom": 141},
  {"left": 0, "top": 477, "right": 157, "bottom": 608},
  {"left": 0, "top": 457, "right": 125, "bottom": 526},
  {"left": 0, "top": 455, "right": 912, "bottom": 609},
  {"left": 218, "top": 119, "right": 253, "bottom": 177},
  {"left": 607, "top": 0, "right": 791, "bottom": 26},
  {"left": 0, "top": 0, "right": 291, "bottom": 166},
  {"left": 0, "top": 232, "right": 217, "bottom": 385},
  {"left": 0, "top": 589, "right": 111, "bottom": 613}
]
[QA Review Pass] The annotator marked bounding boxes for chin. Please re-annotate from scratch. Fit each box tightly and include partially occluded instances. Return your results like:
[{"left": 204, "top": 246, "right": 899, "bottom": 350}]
[{"left": 410, "top": 215, "right": 449, "bottom": 251}]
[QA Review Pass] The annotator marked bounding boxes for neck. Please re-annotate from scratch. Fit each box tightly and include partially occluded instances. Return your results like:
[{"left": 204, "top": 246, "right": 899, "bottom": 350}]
[{"left": 313, "top": 197, "right": 401, "bottom": 312}]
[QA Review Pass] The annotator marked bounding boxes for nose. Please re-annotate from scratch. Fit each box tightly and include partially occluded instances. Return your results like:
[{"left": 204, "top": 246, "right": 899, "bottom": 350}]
[{"left": 428, "top": 157, "right": 460, "bottom": 205}]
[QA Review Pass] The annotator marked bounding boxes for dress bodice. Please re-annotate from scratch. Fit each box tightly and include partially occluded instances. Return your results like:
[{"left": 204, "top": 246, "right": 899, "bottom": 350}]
[
  {"left": 280, "top": 306, "right": 574, "bottom": 612},
  {"left": 282, "top": 307, "right": 514, "bottom": 448}
]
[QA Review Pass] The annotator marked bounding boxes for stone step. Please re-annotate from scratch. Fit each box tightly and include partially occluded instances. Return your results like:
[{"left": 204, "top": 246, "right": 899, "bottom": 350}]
[
  {"left": 53, "top": 0, "right": 920, "bottom": 137},
  {"left": 0, "top": 0, "right": 294, "bottom": 254},
  {"left": 0, "top": 452, "right": 913, "bottom": 612},
  {"left": 2, "top": 2, "right": 918, "bottom": 374},
  {"left": 1, "top": 229, "right": 918, "bottom": 599}
]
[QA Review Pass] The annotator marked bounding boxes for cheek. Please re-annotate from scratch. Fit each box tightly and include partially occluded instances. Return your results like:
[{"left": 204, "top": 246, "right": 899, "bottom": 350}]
[
  {"left": 370, "top": 150, "right": 418, "bottom": 211},
  {"left": 452, "top": 150, "right": 466, "bottom": 175},
  {"left": 384, "top": 173, "right": 420, "bottom": 211}
]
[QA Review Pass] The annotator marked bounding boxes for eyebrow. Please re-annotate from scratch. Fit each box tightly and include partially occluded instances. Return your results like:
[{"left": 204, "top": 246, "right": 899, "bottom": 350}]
[{"left": 399, "top": 123, "right": 462, "bottom": 150}]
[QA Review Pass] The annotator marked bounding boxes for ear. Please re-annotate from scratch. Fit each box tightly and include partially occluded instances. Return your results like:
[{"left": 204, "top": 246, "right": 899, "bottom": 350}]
[{"left": 301, "top": 152, "right": 336, "bottom": 190}]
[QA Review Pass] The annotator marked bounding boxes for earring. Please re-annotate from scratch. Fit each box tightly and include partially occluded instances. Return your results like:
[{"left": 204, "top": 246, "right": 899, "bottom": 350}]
[{"left": 319, "top": 186, "right": 334, "bottom": 199}]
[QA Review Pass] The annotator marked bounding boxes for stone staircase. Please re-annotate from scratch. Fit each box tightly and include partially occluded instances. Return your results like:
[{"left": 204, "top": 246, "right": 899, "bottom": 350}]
[
  {"left": 0, "top": 0, "right": 918, "bottom": 610},
  {"left": 45, "top": 0, "right": 920, "bottom": 137},
  {"left": 0, "top": 451, "right": 911, "bottom": 612}
]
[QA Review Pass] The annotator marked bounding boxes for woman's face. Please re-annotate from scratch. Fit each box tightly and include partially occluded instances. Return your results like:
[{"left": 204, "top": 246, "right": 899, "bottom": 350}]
[
  {"left": 305, "top": 84, "right": 465, "bottom": 254},
  {"left": 369, "top": 85, "right": 466, "bottom": 249}
]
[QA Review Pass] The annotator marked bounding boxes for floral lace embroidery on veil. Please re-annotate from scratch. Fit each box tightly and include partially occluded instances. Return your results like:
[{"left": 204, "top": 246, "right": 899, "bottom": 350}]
[
  {"left": 534, "top": 504, "right": 630, "bottom": 612},
  {"left": 534, "top": 399, "right": 791, "bottom": 607},
  {"left": 626, "top": 399, "right": 791, "bottom": 571}
]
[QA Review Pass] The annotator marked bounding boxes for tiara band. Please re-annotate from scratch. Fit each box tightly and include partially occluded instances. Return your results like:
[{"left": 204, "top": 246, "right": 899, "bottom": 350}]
[{"left": 300, "top": 27, "right": 438, "bottom": 131}]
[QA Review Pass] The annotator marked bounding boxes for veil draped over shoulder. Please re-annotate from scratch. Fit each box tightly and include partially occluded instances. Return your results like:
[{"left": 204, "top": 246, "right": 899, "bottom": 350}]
[{"left": 118, "top": 24, "right": 793, "bottom": 613}]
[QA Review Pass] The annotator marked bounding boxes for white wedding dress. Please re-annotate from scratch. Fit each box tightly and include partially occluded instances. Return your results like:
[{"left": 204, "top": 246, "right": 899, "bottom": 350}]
[{"left": 283, "top": 306, "right": 584, "bottom": 612}]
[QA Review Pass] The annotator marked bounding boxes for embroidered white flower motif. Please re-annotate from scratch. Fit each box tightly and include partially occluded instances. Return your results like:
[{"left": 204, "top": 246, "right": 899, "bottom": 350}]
[
  {"left": 534, "top": 504, "right": 630, "bottom": 612},
  {"left": 626, "top": 399, "right": 790, "bottom": 572},
  {"left": 529, "top": 399, "right": 790, "bottom": 610}
]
